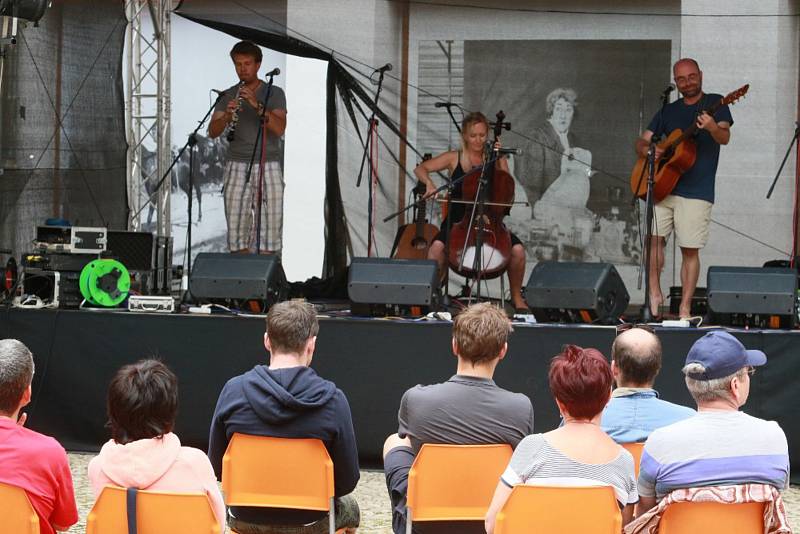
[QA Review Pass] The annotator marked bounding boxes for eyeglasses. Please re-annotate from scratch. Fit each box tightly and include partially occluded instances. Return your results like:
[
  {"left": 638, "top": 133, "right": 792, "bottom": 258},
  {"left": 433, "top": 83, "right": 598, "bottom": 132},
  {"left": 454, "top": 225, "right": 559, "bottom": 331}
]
[
  {"left": 615, "top": 323, "right": 656, "bottom": 335},
  {"left": 746, "top": 366, "right": 756, "bottom": 377},
  {"left": 675, "top": 73, "right": 700, "bottom": 84}
]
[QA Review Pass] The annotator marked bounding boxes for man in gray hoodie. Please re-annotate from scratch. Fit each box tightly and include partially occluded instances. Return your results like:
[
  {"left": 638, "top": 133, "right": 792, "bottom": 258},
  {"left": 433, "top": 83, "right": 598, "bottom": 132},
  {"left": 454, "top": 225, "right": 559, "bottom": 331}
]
[{"left": 208, "top": 300, "right": 359, "bottom": 533}]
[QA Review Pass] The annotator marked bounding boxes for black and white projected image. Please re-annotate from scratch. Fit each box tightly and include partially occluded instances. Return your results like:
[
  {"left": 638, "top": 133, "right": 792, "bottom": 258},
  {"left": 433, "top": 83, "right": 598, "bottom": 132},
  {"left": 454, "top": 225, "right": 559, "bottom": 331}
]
[{"left": 418, "top": 39, "right": 671, "bottom": 267}]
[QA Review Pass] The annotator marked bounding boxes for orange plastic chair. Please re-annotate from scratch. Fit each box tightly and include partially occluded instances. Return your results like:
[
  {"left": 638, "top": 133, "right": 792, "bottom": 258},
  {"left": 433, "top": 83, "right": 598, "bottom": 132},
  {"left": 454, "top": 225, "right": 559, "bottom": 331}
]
[
  {"left": 85, "top": 485, "right": 221, "bottom": 534},
  {"left": 222, "top": 433, "right": 336, "bottom": 534},
  {"left": 405, "top": 443, "right": 513, "bottom": 534},
  {"left": 622, "top": 442, "right": 645, "bottom": 478},
  {"left": 660, "top": 501, "right": 766, "bottom": 534},
  {"left": 494, "top": 485, "right": 622, "bottom": 534},
  {"left": 0, "top": 481, "right": 39, "bottom": 534}
]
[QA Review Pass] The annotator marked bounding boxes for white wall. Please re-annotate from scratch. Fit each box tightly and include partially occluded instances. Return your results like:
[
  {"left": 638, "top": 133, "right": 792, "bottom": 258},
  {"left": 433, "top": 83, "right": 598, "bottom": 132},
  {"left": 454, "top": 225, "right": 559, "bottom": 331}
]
[
  {"left": 282, "top": 55, "right": 327, "bottom": 280},
  {"left": 675, "top": 0, "right": 798, "bottom": 293}
]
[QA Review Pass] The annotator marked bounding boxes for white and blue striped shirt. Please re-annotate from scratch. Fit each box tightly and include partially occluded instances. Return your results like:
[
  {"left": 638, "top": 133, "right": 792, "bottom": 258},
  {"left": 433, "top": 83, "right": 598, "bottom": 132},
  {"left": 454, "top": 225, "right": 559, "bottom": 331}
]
[
  {"left": 501, "top": 434, "right": 638, "bottom": 506},
  {"left": 639, "top": 410, "right": 789, "bottom": 499}
]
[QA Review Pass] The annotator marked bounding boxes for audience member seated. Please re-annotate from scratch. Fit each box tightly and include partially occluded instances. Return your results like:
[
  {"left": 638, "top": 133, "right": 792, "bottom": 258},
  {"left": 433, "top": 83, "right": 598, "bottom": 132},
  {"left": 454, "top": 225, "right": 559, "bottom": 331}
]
[
  {"left": 88, "top": 359, "right": 225, "bottom": 525},
  {"left": 485, "top": 345, "right": 638, "bottom": 534},
  {"left": 0, "top": 339, "right": 78, "bottom": 534},
  {"left": 636, "top": 330, "right": 790, "bottom": 516},
  {"left": 602, "top": 324, "right": 694, "bottom": 443},
  {"left": 208, "top": 300, "right": 360, "bottom": 534},
  {"left": 383, "top": 302, "right": 534, "bottom": 534}
]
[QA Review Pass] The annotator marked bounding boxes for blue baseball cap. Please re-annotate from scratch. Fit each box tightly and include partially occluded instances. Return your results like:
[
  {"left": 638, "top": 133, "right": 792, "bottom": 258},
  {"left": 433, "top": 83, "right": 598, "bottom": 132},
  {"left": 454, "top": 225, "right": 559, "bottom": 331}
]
[{"left": 684, "top": 330, "right": 767, "bottom": 380}]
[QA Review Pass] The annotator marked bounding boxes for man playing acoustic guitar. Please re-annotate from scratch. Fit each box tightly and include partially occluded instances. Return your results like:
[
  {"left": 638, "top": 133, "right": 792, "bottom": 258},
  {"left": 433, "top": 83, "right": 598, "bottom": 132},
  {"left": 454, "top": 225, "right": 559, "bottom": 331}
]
[{"left": 635, "top": 58, "right": 733, "bottom": 319}]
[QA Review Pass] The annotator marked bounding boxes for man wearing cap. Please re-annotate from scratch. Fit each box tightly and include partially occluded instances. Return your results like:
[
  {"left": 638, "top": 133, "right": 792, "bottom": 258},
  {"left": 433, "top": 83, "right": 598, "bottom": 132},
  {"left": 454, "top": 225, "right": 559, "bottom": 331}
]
[{"left": 635, "top": 330, "right": 790, "bottom": 515}]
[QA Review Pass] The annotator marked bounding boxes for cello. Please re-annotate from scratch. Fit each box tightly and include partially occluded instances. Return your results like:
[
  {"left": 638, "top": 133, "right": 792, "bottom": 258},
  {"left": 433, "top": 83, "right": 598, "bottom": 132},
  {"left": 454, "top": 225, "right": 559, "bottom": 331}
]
[{"left": 447, "top": 111, "right": 515, "bottom": 280}]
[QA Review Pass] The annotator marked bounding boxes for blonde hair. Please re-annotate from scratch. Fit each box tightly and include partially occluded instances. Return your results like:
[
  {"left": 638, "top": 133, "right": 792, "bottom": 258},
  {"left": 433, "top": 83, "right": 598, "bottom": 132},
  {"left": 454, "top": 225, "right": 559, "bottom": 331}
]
[{"left": 453, "top": 302, "right": 512, "bottom": 364}]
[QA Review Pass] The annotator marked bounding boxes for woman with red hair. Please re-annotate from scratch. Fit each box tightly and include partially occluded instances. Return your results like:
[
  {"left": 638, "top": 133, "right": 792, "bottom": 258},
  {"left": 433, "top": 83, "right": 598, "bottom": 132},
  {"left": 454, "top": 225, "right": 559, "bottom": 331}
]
[{"left": 485, "top": 345, "right": 637, "bottom": 533}]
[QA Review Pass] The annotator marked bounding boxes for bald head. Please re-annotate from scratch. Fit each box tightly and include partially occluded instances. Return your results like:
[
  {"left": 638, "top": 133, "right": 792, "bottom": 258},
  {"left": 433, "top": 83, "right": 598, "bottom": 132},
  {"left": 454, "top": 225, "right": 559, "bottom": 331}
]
[
  {"left": 673, "top": 57, "right": 700, "bottom": 76},
  {"left": 611, "top": 328, "right": 662, "bottom": 387}
]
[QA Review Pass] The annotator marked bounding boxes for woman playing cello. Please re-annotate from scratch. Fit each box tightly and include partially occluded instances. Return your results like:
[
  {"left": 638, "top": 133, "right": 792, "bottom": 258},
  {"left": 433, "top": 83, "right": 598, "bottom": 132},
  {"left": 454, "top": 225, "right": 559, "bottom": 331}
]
[{"left": 414, "top": 112, "right": 529, "bottom": 311}]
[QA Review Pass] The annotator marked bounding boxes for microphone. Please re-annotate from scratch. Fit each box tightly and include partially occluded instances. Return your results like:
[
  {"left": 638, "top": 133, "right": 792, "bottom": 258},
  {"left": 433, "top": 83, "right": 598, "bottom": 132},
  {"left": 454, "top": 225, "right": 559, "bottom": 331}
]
[
  {"left": 434, "top": 101, "right": 458, "bottom": 108},
  {"left": 264, "top": 67, "right": 280, "bottom": 77},
  {"left": 374, "top": 63, "right": 392, "bottom": 73},
  {"left": 496, "top": 147, "right": 522, "bottom": 156},
  {"left": 662, "top": 84, "right": 675, "bottom": 96}
]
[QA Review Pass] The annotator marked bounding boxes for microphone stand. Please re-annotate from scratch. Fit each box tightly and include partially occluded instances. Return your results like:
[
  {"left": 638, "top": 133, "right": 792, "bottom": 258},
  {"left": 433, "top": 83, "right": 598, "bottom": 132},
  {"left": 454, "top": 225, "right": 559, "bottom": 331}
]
[
  {"left": 639, "top": 140, "right": 658, "bottom": 323},
  {"left": 356, "top": 67, "right": 388, "bottom": 257},
  {"left": 441, "top": 104, "right": 464, "bottom": 306},
  {"left": 465, "top": 151, "right": 491, "bottom": 301},
  {"left": 445, "top": 104, "right": 462, "bottom": 135},
  {"left": 135, "top": 90, "right": 225, "bottom": 279},
  {"left": 249, "top": 72, "right": 276, "bottom": 255},
  {"left": 635, "top": 87, "right": 671, "bottom": 322},
  {"left": 766, "top": 121, "right": 800, "bottom": 199}
]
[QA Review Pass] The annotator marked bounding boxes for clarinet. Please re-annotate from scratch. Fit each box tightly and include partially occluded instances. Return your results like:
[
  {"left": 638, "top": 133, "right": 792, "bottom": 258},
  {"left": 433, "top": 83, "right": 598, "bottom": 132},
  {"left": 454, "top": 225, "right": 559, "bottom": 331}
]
[{"left": 226, "top": 81, "right": 245, "bottom": 142}]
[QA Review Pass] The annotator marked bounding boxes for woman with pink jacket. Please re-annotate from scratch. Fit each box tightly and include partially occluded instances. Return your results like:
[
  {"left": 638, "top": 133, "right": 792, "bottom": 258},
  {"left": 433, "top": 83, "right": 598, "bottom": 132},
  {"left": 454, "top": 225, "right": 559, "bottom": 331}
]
[{"left": 88, "top": 359, "right": 225, "bottom": 525}]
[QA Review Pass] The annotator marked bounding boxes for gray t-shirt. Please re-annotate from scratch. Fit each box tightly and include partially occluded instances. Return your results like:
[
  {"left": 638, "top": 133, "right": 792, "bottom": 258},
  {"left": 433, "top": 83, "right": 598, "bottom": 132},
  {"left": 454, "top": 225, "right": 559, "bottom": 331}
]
[
  {"left": 214, "top": 81, "right": 286, "bottom": 162},
  {"left": 398, "top": 374, "right": 534, "bottom": 453}
]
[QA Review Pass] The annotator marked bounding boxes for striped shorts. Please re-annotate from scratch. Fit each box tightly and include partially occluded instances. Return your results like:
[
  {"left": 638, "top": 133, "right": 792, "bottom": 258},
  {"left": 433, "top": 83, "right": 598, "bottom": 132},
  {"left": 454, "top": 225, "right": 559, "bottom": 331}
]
[{"left": 223, "top": 160, "right": 284, "bottom": 253}]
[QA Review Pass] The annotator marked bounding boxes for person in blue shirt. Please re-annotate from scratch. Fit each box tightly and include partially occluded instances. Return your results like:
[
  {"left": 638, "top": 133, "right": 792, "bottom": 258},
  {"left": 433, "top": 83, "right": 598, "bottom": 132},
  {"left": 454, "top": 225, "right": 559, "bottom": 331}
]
[
  {"left": 601, "top": 325, "right": 695, "bottom": 443},
  {"left": 635, "top": 58, "right": 733, "bottom": 319}
]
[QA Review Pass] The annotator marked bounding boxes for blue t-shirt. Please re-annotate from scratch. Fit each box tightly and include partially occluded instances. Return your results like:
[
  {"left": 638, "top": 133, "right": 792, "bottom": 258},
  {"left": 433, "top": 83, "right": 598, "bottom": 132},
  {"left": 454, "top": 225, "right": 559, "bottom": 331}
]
[
  {"left": 647, "top": 93, "right": 733, "bottom": 203},
  {"left": 601, "top": 389, "right": 695, "bottom": 444}
]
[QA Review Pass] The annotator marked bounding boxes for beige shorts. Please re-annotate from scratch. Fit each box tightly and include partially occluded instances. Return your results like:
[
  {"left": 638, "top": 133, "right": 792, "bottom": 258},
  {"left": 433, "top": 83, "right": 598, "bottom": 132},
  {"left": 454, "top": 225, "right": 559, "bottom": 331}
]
[{"left": 652, "top": 194, "right": 713, "bottom": 249}]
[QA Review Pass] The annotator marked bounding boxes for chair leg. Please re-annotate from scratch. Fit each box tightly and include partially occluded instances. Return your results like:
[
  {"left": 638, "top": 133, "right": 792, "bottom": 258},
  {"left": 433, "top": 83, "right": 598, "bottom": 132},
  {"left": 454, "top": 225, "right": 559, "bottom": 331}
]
[{"left": 329, "top": 497, "right": 335, "bottom": 534}]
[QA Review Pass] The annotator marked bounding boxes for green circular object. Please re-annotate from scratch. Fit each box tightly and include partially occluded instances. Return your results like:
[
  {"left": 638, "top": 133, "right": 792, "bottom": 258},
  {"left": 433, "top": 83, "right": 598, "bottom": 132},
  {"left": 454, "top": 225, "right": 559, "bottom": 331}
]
[{"left": 79, "top": 259, "right": 130, "bottom": 307}]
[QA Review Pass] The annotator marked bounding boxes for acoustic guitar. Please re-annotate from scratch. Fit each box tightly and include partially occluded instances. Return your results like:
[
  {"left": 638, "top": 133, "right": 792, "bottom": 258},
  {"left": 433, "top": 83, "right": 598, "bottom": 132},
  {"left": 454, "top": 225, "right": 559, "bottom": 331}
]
[
  {"left": 630, "top": 84, "right": 749, "bottom": 201},
  {"left": 392, "top": 156, "right": 439, "bottom": 259}
]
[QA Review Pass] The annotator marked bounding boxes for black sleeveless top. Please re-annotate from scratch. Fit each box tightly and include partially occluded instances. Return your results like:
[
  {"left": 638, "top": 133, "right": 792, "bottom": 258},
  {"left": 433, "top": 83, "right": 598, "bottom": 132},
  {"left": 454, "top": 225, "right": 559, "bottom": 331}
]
[{"left": 447, "top": 158, "right": 467, "bottom": 222}]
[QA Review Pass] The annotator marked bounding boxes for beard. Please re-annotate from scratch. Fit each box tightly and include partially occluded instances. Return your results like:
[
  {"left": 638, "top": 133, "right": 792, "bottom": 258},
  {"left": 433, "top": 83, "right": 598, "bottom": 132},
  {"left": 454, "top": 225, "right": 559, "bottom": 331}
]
[{"left": 680, "top": 84, "right": 701, "bottom": 98}]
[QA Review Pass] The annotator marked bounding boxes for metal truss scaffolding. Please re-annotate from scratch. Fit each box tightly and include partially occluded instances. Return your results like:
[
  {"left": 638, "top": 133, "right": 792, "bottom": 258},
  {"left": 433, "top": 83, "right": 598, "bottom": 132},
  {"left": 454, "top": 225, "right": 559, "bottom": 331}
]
[{"left": 125, "top": 0, "right": 171, "bottom": 236}]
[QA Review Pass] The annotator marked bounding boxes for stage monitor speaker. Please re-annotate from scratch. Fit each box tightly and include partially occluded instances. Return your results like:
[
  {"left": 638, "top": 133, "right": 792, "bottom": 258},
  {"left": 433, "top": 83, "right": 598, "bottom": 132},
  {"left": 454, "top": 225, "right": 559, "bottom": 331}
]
[
  {"left": 707, "top": 266, "right": 797, "bottom": 328},
  {"left": 348, "top": 257, "right": 438, "bottom": 316},
  {"left": 525, "top": 261, "right": 629, "bottom": 324},
  {"left": 189, "top": 253, "right": 288, "bottom": 306}
]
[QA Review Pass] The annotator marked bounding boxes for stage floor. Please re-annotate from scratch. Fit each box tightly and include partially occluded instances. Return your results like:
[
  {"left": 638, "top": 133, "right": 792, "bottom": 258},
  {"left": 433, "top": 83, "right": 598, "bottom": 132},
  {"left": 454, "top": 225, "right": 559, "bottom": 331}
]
[{"left": 2, "top": 306, "right": 798, "bottom": 480}]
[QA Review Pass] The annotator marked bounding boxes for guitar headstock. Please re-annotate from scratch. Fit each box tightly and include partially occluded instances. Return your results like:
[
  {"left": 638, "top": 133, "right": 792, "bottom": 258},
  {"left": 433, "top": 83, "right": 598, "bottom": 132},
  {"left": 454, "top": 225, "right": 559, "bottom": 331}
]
[{"left": 723, "top": 84, "right": 749, "bottom": 106}]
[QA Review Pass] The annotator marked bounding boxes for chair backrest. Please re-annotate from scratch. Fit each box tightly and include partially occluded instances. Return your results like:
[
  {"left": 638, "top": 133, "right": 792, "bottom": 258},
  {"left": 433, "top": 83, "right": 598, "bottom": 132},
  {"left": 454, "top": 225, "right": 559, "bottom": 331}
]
[
  {"left": 621, "top": 442, "right": 645, "bottom": 478},
  {"left": 660, "top": 501, "right": 766, "bottom": 534},
  {"left": 221, "top": 433, "right": 334, "bottom": 511},
  {"left": 0, "top": 481, "right": 39, "bottom": 534},
  {"left": 494, "top": 485, "right": 622, "bottom": 534},
  {"left": 85, "top": 486, "right": 221, "bottom": 534},
  {"left": 406, "top": 443, "right": 513, "bottom": 522}
]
